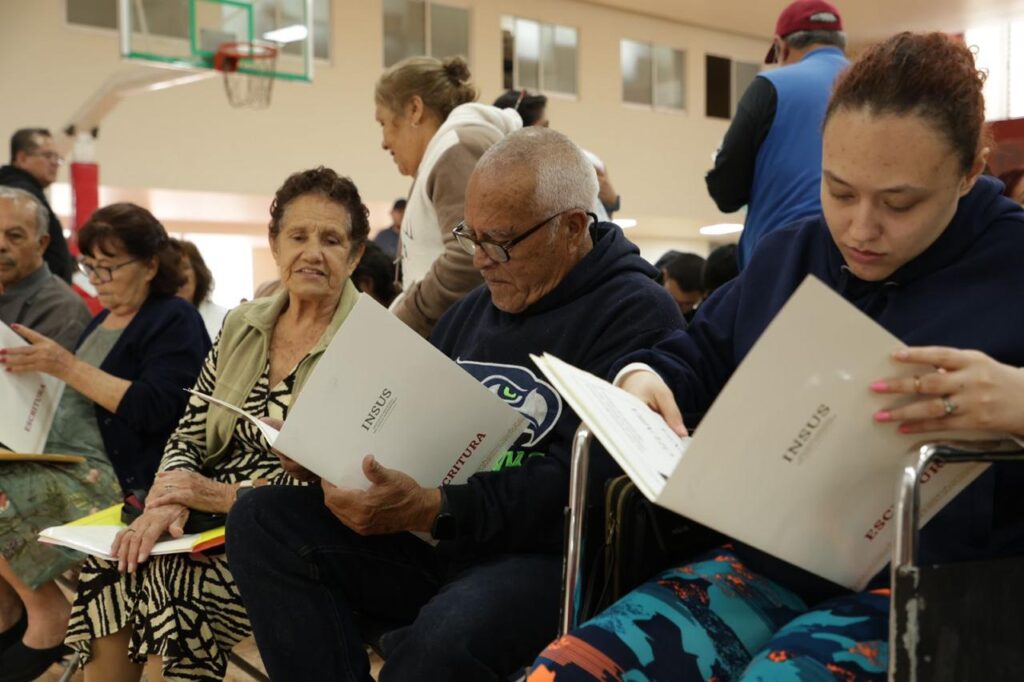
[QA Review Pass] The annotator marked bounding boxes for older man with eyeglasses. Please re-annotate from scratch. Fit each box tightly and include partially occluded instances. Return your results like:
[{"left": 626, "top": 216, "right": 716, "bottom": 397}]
[
  {"left": 0, "top": 128, "right": 75, "bottom": 282},
  {"left": 0, "top": 186, "right": 90, "bottom": 350},
  {"left": 227, "top": 127, "right": 684, "bottom": 682}
]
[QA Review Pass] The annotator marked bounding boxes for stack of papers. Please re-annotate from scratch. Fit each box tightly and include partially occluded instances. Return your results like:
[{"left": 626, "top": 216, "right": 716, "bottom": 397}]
[{"left": 38, "top": 504, "right": 225, "bottom": 560}]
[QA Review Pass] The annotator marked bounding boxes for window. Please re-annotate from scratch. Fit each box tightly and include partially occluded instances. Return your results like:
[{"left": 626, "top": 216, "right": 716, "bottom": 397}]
[
  {"left": 621, "top": 39, "right": 685, "bottom": 110},
  {"left": 705, "top": 54, "right": 760, "bottom": 119},
  {"left": 256, "top": 0, "right": 331, "bottom": 61},
  {"left": 501, "top": 16, "right": 578, "bottom": 96},
  {"left": 732, "top": 61, "right": 760, "bottom": 116},
  {"left": 966, "top": 21, "right": 1024, "bottom": 120},
  {"left": 383, "top": 0, "right": 470, "bottom": 68},
  {"left": 66, "top": 0, "right": 330, "bottom": 60}
]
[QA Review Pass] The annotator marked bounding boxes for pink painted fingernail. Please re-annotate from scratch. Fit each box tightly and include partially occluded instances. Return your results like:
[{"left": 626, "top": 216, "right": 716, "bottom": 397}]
[
  {"left": 870, "top": 381, "right": 888, "bottom": 392},
  {"left": 873, "top": 410, "right": 892, "bottom": 422},
  {"left": 898, "top": 424, "right": 910, "bottom": 434}
]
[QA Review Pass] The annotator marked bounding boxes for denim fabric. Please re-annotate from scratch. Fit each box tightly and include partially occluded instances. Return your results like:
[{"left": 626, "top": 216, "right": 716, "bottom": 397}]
[{"left": 227, "top": 485, "right": 562, "bottom": 681}]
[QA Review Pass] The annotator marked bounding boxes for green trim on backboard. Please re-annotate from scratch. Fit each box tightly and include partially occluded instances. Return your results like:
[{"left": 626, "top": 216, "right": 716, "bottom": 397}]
[{"left": 123, "top": 0, "right": 312, "bottom": 83}]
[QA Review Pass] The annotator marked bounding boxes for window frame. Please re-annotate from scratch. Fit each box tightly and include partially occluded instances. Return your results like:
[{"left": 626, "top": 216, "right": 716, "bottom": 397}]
[
  {"left": 619, "top": 37, "right": 688, "bottom": 114},
  {"left": 382, "top": 0, "right": 472, "bottom": 69},
  {"left": 501, "top": 15, "right": 580, "bottom": 98}
]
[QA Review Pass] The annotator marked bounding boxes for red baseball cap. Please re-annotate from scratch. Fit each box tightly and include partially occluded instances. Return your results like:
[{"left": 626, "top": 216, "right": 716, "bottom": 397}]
[{"left": 766, "top": 0, "right": 843, "bottom": 63}]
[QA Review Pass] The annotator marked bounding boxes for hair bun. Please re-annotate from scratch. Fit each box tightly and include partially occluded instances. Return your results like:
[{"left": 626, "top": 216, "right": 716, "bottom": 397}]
[{"left": 442, "top": 56, "right": 471, "bottom": 85}]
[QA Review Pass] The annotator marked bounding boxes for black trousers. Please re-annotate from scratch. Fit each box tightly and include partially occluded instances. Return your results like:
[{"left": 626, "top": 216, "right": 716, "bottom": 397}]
[{"left": 226, "top": 485, "right": 562, "bottom": 682}]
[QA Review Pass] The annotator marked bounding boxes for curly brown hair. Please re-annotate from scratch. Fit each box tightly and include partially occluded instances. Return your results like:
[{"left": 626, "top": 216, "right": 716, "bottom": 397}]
[
  {"left": 78, "top": 203, "right": 185, "bottom": 297},
  {"left": 825, "top": 32, "right": 987, "bottom": 173},
  {"left": 268, "top": 167, "right": 370, "bottom": 246}
]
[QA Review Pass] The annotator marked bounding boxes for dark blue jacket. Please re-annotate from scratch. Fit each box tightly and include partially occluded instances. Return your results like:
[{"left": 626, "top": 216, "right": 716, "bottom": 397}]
[
  {"left": 617, "top": 176, "right": 1024, "bottom": 600},
  {"left": 432, "top": 223, "right": 685, "bottom": 555},
  {"left": 78, "top": 295, "right": 210, "bottom": 491}
]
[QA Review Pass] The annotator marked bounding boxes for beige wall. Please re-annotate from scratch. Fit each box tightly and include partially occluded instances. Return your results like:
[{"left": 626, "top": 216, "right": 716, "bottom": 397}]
[{"left": 0, "top": 0, "right": 761, "bottom": 253}]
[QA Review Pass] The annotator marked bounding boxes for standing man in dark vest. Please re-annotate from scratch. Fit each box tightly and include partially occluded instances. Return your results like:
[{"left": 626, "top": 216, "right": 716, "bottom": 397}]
[
  {"left": 0, "top": 129, "right": 75, "bottom": 282},
  {"left": 705, "top": 0, "right": 848, "bottom": 268}
]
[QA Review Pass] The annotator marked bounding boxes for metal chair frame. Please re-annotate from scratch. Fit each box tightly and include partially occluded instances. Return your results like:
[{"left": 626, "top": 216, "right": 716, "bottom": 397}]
[{"left": 888, "top": 438, "right": 1024, "bottom": 681}]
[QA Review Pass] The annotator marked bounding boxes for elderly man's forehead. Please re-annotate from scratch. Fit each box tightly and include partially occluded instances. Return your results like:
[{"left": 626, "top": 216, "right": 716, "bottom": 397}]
[
  {"left": 469, "top": 165, "right": 537, "bottom": 206},
  {"left": 0, "top": 197, "right": 35, "bottom": 223}
]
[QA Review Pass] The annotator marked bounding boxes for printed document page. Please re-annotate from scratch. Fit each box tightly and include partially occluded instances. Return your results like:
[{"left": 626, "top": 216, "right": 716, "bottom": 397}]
[
  {"left": 538, "top": 277, "right": 996, "bottom": 590},
  {"left": 0, "top": 321, "right": 64, "bottom": 454},
  {"left": 531, "top": 353, "right": 687, "bottom": 498},
  {"left": 38, "top": 505, "right": 224, "bottom": 560},
  {"left": 273, "top": 295, "right": 527, "bottom": 488}
]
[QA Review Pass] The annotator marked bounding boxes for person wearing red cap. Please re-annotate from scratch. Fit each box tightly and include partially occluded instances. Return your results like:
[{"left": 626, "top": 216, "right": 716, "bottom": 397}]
[{"left": 706, "top": 0, "right": 848, "bottom": 269}]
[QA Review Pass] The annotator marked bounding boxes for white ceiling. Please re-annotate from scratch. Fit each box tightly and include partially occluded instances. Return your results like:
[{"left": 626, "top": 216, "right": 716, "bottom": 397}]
[{"left": 578, "top": 0, "right": 1024, "bottom": 43}]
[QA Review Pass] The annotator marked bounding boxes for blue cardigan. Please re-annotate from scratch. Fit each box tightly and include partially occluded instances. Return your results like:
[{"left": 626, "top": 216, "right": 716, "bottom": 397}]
[{"left": 77, "top": 295, "right": 210, "bottom": 491}]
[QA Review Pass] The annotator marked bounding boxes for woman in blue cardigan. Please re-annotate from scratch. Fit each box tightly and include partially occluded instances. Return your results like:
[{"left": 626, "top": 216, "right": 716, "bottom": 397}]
[{"left": 0, "top": 203, "right": 208, "bottom": 680}]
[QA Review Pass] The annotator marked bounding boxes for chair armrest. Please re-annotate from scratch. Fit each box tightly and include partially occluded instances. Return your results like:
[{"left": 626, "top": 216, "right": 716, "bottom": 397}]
[
  {"left": 560, "top": 425, "right": 593, "bottom": 636},
  {"left": 893, "top": 439, "right": 1024, "bottom": 571}
]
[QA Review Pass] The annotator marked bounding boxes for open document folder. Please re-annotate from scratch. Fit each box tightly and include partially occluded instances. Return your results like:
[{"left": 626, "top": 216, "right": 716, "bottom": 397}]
[
  {"left": 532, "top": 276, "right": 998, "bottom": 591},
  {"left": 38, "top": 504, "right": 225, "bottom": 560},
  {"left": 189, "top": 294, "right": 527, "bottom": 489},
  {"left": 0, "top": 321, "right": 64, "bottom": 454}
]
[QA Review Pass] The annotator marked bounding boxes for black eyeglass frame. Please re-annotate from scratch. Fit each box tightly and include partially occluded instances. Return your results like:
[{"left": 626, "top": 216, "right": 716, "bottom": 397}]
[
  {"left": 77, "top": 258, "right": 139, "bottom": 283},
  {"left": 452, "top": 210, "right": 597, "bottom": 264}
]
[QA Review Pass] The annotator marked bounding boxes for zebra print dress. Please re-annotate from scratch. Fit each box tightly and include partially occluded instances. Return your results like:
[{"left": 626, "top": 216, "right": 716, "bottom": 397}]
[{"left": 65, "top": 339, "right": 308, "bottom": 681}]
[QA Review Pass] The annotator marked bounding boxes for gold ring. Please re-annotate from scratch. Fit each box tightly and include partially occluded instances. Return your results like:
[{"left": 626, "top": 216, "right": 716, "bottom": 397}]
[
  {"left": 914, "top": 376, "right": 922, "bottom": 393},
  {"left": 942, "top": 396, "right": 958, "bottom": 416}
]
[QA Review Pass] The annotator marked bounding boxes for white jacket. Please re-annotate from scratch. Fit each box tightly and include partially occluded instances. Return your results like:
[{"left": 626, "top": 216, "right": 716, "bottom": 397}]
[{"left": 390, "top": 103, "right": 521, "bottom": 337}]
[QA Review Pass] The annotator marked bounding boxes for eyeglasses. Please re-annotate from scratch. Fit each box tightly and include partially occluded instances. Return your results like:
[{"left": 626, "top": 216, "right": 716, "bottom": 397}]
[
  {"left": 452, "top": 210, "right": 595, "bottom": 263},
  {"left": 78, "top": 258, "right": 138, "bottom": 283},
  {"left": 27, "top": 151, "right": 63, "bottom": 164}
]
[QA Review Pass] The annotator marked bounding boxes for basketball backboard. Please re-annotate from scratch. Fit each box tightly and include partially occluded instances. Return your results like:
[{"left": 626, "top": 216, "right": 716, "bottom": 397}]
[{"left": 118, "top": 0, "right": 314, "bottom": 82}]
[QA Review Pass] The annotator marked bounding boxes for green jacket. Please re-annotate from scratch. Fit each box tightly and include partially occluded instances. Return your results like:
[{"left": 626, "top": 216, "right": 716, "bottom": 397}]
[{"left": 203, "top": 280, "right": 359, "bottom": 468}]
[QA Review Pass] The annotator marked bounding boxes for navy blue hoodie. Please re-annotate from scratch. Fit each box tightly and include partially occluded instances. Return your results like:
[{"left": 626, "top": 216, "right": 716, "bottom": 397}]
[
  {"left": 432, "top": 223, "right": 684, "bottom": 555},
  {"left": 617, "top": 176, "right": 1024, "bottom": 600}
]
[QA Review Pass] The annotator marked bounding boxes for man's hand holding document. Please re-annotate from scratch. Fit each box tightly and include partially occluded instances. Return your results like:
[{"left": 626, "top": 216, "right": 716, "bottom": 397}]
[{"left": 532, "top": 276, "right": 1001, "bottom": 591}]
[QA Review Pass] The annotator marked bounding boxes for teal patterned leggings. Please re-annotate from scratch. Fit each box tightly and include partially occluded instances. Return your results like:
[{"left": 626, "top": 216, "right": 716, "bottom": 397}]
[{"left": 529, "top": 548, "right": 889, "bottom": 681}]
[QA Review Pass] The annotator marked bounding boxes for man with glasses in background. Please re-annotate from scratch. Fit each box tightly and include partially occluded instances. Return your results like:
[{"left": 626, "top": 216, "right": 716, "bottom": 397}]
[
  {"left": 0, "top": 187, "right": 90, "bottom": 350},
  {"left": 228, "top": 127, "right": 684, "bottom": 682},
  {"left": 0, "top": 128, "right": 75, "bottom": 282}
]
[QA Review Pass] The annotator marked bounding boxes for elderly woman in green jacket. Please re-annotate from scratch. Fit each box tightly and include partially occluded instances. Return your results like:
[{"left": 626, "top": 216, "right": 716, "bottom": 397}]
[{"left": 65, "top": 167, "right": 368, "bottom": 682}]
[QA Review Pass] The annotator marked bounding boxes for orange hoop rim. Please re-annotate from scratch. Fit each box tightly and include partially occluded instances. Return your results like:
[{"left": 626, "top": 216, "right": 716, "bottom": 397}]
[{"left": 214, "top": 41, "right": 278, "bottom": 73}]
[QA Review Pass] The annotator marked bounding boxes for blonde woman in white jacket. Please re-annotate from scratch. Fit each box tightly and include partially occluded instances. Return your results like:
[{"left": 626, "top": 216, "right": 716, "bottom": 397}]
[{"left": 375, "top": 56, "right": 521, "bottom": 337}]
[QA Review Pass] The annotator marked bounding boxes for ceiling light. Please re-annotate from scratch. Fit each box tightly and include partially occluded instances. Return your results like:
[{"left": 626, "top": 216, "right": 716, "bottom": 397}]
[
  {"left": 699, "top": 223, "right": 743, "bottom": 236},
  {"left": 262, "top": 24, "right": 309, "bottom": 44}
]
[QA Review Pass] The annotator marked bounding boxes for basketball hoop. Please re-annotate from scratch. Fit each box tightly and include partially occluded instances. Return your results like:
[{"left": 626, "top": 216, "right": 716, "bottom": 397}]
[{"left": 214, "top": 41, "right": 278, "bottom": 109}]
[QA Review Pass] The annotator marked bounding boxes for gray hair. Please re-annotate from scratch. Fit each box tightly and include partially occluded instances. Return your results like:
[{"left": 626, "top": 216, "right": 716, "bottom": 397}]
[
  {"left": 474, "top": 127, "right": 599, "bottom": 232},
  {"left": 0, "top": 186, "right": 48, "bottom": 239},
  {"left": 785, "top": 30, "right": 846, "bottom": 51}
]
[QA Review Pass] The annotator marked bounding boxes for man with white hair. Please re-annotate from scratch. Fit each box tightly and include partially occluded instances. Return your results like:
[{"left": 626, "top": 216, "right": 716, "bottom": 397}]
[
  {"left": 228, "top": 128, "right": 684, "bottom": 681},
  {"left": 0, "top": 186, "right": 90, "bottom": 349}
]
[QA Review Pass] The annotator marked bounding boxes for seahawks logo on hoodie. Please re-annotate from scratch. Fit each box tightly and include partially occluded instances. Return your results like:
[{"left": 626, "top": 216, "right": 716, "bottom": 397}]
[{"left": 456, "top": 359, "right": 563, "bottom": 448}]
